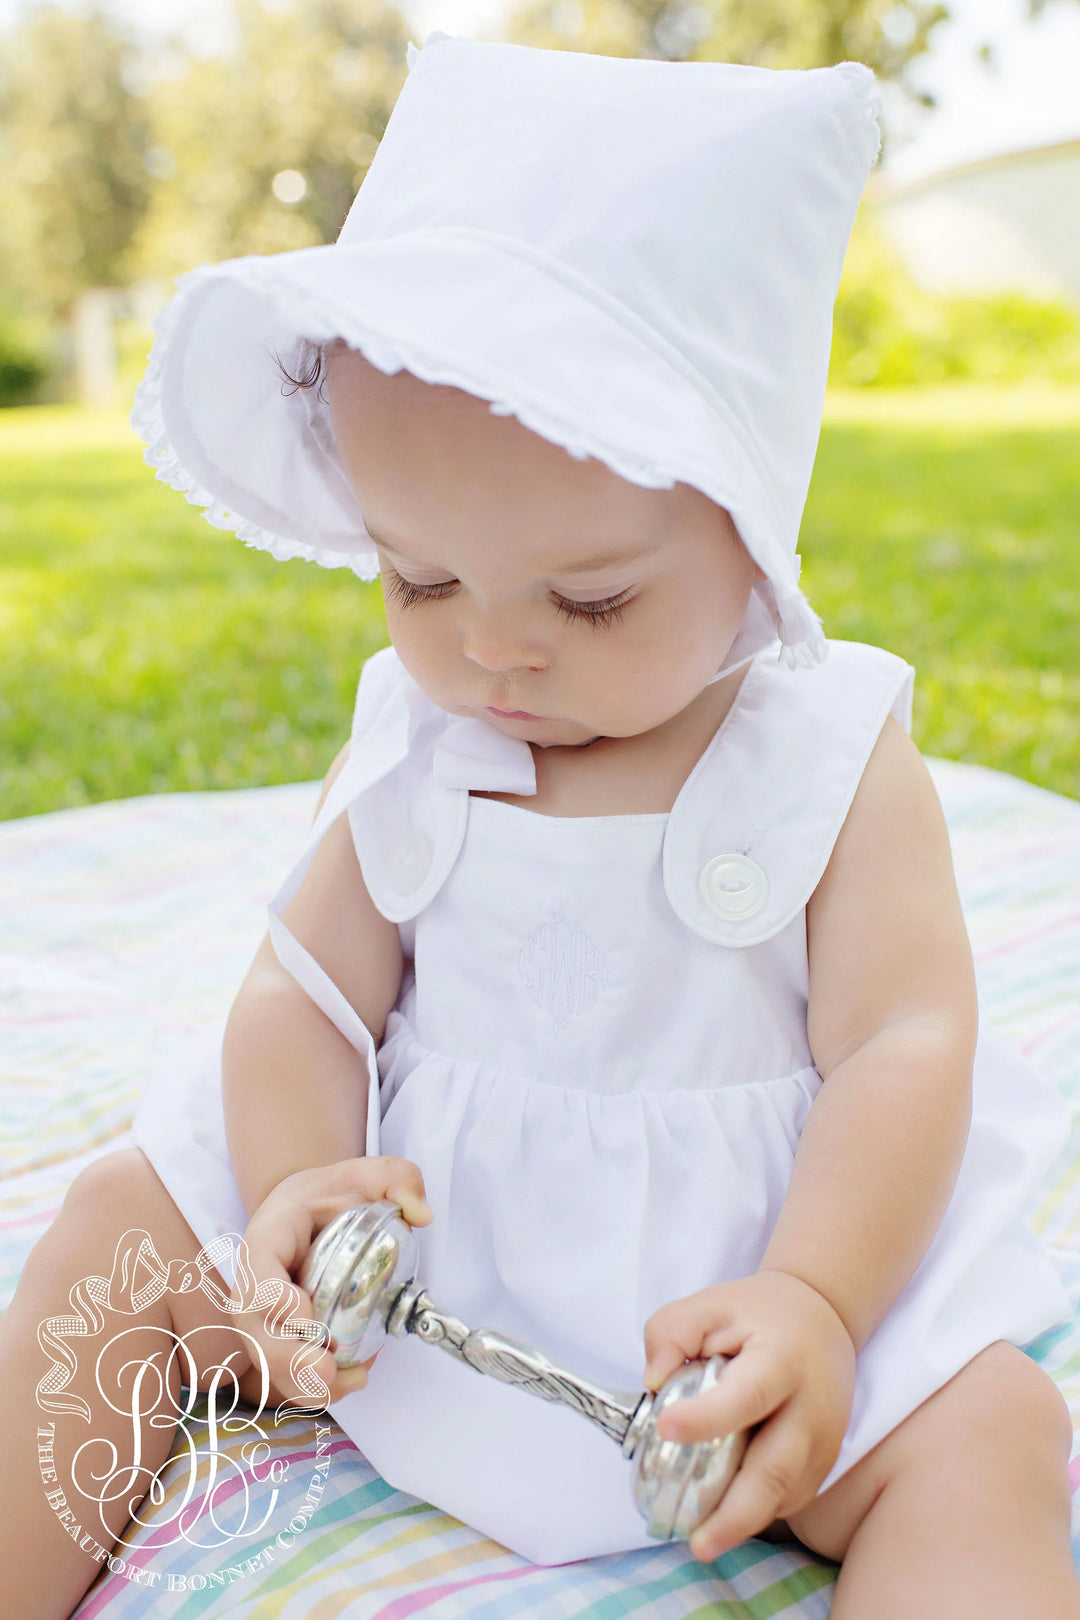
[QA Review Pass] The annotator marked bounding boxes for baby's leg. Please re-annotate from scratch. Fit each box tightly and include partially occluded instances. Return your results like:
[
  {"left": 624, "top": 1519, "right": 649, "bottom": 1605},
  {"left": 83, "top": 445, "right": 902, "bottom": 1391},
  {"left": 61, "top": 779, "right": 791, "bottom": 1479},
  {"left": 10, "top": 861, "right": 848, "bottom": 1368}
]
[
  {"left": 0, "top": 1147, "right": 259, "bottom": 1620},
  {"left": 784, "top": 1340, "right": 1080, "bottom": 1619}
]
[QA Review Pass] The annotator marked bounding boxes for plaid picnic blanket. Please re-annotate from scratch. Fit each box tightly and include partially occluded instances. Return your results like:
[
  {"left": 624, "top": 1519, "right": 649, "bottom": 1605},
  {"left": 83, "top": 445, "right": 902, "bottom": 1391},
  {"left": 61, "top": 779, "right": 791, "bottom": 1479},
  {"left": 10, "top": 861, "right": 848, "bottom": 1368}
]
[{"left": 2, "top": 757, "right": 1079, "bottom": 1617}]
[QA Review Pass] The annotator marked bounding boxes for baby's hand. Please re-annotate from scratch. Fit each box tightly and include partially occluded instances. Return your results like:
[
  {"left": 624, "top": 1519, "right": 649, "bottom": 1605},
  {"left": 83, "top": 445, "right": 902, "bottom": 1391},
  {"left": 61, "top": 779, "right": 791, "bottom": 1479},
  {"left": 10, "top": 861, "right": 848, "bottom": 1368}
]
[
  {"left": 230, "top": 1155, "right": 432, "bottom": 1409},
  {"left": 641, "top": 1270, "right": 855, "bottom": 1562}
]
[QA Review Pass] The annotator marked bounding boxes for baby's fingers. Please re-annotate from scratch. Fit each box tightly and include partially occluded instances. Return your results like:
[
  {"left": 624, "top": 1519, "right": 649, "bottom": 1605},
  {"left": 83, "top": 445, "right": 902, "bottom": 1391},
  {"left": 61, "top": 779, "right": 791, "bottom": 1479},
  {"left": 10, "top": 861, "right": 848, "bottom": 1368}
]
[
  {"left": 359, "top": 1155, "right": 433, "bottom": 1227},
  {"left": 232, "top": 1223, "right": 340, "bottom": 1395},
  {"left": 687, "top": 1414, "right": 809, "bottom": 1562},
  {"left": 654, "top": 1347, "right": 794, "bottom": 1445},
  {"left": 642, "top": 1287, "right": 740, "bottom": 1391},
  {"left": 232, "top": 1263, "right": 338, "bottom": 1407},
  {"left": 275, "top": 1157, "right": 432, "bottom": 1232}
]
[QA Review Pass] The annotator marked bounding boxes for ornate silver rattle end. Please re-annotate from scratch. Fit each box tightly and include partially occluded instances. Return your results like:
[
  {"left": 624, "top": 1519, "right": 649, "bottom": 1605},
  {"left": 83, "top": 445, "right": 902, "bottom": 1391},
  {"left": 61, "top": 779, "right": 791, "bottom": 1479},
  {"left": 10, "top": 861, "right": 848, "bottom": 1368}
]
[{"left": 297, "top": 1199, "right": 747, "bottom": 1542}]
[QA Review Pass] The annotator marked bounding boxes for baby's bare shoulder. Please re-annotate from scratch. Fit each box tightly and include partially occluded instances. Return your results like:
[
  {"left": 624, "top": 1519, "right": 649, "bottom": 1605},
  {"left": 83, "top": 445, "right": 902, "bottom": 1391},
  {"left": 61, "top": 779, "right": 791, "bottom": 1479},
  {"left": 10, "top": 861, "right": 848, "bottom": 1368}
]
[{"left": 805, "top": 716, "right": 978, "bottom": 1078}]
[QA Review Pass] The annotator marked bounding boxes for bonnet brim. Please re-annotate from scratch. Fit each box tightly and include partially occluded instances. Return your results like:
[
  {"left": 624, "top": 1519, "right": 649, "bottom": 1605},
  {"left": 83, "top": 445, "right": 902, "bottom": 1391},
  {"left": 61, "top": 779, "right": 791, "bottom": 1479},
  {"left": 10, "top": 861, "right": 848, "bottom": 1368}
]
[{"left": 133, "top": 226, "right": 824, "bottom": 664}]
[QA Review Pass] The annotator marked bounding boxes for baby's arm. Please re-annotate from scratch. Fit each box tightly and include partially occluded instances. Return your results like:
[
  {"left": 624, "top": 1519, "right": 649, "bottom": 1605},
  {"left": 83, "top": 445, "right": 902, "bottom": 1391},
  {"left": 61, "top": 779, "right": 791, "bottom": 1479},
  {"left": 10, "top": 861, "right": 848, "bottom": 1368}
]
[
  {"left": 643, "top": 714, "right": 979, "bottom": 1555},
  {"left": 221, "top": 744, "right": 406, "bottom": 1217},
  {"left": 760, "top": 711, "right": 978, "bottom": 1348}
]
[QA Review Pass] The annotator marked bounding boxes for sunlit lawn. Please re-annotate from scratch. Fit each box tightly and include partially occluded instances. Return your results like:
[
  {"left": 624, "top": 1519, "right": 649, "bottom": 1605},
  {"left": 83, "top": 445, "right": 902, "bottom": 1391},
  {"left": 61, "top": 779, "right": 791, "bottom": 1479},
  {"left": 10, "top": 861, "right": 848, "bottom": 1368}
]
[{"left": 1, "top": 385, "right": 1078, "bottom": 821}]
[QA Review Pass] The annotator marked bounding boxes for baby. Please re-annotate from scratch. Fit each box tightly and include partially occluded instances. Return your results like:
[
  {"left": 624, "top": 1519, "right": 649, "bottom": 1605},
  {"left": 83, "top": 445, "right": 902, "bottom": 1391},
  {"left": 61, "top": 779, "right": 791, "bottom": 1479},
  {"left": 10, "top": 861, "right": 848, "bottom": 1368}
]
[{"left": 2, "top": 32, "right": 1077, "bottom": 1620}]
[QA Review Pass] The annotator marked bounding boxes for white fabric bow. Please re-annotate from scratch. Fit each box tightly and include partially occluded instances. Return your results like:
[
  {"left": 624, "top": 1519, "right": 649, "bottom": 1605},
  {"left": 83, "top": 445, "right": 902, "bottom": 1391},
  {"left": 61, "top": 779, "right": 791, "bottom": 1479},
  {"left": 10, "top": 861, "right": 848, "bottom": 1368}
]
[{"left": 432, "top": 712, "right": 538, "bottom": 796}]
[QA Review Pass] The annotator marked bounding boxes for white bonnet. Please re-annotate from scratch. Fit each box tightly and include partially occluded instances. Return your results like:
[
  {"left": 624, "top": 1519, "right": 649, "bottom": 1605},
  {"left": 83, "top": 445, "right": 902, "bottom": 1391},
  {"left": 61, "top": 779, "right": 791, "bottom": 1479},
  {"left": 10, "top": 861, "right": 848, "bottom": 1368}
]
[{"left": 132, "top": 32, "right": 882, "bottom": 670}]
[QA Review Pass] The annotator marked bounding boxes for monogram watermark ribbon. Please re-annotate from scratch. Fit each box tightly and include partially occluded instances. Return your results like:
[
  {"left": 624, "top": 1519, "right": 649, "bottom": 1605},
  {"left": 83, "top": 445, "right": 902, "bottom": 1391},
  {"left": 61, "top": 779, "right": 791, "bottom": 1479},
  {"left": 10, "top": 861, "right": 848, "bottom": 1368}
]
[{"left": 37, "top": 1227, "right": 330, "bottom": 1422}]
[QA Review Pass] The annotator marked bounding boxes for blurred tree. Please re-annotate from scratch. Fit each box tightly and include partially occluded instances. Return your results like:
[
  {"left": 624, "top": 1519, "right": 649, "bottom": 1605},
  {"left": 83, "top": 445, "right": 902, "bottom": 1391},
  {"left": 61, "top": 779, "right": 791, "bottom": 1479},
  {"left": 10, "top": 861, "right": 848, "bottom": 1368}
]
[
  {"left": 128, "top": 0, "right": 410, "bottom": 282},
  {"left": 830, "top": 209, "right": 1080, "bottom": 387},
  {"left": 0, "top": 3, "right": 153, "bottom": 315},
  {"left": 505, "top": 0, "right": 948, "bottom": 104},
  {"left": 0, "top": 295, "right": 53, "bottom": 404}
]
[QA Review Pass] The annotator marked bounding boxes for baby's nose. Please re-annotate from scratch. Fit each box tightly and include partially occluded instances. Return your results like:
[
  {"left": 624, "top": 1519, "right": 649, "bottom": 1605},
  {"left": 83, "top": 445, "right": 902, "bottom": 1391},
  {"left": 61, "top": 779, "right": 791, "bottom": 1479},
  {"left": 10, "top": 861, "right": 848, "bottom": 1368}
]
[{"left": 461, "top": 609, "right": 549, "bottom": 674}]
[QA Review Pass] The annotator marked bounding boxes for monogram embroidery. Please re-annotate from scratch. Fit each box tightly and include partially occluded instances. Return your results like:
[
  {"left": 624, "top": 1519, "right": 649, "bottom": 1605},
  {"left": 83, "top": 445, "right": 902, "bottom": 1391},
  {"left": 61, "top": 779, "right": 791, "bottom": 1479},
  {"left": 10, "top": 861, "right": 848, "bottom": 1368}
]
[
  {"left": 518, "top": 912, "right": 607, "bottom": 1033},
  {"left": 739, "top": 821, "right": 767, "bottom": 857}
]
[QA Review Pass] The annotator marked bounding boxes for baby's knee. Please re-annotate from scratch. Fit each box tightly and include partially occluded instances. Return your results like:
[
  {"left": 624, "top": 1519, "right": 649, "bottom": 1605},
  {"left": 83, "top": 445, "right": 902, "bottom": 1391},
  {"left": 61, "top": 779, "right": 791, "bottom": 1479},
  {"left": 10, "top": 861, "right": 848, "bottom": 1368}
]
[
  {"left": 896, "top": 1341, "right": 1072, "bottom": 1480},
  {"left": 12, "top": 1150, "right": 187, "bottom": 1328},
  {"left": 61, "top": 1146, "right": 164, "bottom": 1219},
  {"left": 788, "top": 1344, "right": 1072, "bottom": 1562},
  {"left": 52, "top": 1148, "right": 222, "bottom": 1294},
  {"left": 46, "top": 1149, "right": 248, "bottom": 1386}
]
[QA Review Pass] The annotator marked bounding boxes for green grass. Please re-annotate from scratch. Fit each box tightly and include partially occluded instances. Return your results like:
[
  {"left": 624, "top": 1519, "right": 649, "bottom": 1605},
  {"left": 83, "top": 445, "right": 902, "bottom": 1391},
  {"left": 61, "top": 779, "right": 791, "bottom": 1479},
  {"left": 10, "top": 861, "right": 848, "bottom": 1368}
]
[
  {"left": 0, "top": 405, "right": 389, "bottom": 819},
  {"left": 811, "top": 386, "right": 1080, "bottom": 802},
  {"left": 1, "top": 389, "right": 1078, "bottom": 821}
]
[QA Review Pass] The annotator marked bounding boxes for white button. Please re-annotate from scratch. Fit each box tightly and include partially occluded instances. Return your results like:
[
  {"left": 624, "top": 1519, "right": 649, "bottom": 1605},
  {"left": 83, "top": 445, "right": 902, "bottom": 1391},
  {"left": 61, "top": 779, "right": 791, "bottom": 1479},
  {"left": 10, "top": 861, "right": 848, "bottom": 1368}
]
[
  {"left": 698, "top": 854, "right": 768, "bottom": 922},
  {"left": 386, "top": 829, "right": 433, "bottom": 894}
]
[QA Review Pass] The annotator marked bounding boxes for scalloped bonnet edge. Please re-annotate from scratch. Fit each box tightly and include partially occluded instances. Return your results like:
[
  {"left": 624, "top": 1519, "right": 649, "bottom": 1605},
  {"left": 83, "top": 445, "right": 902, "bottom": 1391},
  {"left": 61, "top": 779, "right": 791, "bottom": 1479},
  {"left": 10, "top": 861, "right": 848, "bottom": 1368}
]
[
  {"left": 833, "top": 60, "right": 884, "bottom": 170},
  {"left": 131, "top": 262, "right": 386, "bottom": 579},
  {"left": 131, "top": 253, "right": 828, "bottom": 662}
]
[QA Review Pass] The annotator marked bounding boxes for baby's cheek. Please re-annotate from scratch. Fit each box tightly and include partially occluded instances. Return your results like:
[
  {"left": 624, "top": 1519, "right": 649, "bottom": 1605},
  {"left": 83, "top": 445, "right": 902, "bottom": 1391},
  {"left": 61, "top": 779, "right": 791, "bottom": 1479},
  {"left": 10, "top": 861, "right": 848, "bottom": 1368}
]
[{"left": 385, "top": 619, "right": 451, "bottom": 697}]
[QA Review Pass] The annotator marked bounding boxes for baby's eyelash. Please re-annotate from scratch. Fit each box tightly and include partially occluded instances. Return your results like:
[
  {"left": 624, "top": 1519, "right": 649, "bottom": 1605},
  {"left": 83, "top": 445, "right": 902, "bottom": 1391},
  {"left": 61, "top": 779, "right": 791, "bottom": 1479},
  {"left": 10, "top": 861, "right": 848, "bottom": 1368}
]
[
  {"left": 384, "top": 566, "right": 634, "bottom": 629},
  {"left": 553, "top": 591, "right": 634, "bottom": 629},
  {"left": 383, "top": 569, "right": 458, "bottom": 612}
]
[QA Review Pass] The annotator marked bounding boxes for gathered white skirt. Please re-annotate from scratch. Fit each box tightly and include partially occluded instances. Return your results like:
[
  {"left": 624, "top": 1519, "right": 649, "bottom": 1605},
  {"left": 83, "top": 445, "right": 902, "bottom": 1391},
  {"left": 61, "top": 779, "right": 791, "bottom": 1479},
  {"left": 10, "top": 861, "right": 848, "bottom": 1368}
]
[{"left": 132, "top": 1000, "right": 1071, "bottom": 1565}]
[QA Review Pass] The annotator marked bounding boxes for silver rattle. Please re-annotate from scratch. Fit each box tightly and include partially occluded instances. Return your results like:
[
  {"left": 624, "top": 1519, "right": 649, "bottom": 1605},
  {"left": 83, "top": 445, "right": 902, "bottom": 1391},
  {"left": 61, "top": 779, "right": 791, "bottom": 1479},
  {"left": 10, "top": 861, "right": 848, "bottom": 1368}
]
[{"left": 298, "top": 1199, "right": 747, "bottom": 1541}]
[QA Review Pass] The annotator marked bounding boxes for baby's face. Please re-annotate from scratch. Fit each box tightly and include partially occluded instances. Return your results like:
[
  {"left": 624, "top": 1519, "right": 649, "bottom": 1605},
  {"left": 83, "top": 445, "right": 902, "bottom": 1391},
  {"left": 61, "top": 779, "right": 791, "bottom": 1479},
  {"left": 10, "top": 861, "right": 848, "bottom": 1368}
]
[{"left": 326, "top": 344, "right": 761, "bottom": 748}]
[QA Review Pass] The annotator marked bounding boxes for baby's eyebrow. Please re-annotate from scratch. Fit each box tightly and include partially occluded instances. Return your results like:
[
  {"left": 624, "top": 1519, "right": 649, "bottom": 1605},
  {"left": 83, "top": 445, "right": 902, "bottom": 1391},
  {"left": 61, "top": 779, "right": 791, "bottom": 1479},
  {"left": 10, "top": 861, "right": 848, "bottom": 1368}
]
[{"left": 367, "top": 525, "right": 655, "bottom": 575}]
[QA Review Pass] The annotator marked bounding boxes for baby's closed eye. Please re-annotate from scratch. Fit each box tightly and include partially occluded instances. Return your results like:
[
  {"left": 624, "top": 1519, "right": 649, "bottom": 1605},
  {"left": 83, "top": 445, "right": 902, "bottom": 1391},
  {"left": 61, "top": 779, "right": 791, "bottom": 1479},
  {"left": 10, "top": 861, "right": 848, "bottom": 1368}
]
[{"left": 382, "top": 563, "right": 636, "bottom": 629}]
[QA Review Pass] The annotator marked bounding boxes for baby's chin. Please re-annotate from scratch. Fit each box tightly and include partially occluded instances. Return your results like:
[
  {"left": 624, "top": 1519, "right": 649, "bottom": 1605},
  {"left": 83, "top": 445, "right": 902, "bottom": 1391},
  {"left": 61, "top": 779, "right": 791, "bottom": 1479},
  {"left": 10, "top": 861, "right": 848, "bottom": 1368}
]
[
  {"left": 480, "top": 711, "right": 606, "bottom": 749},
  {"left": 534, "top": 732, "right": 605, "bottom": 750}
]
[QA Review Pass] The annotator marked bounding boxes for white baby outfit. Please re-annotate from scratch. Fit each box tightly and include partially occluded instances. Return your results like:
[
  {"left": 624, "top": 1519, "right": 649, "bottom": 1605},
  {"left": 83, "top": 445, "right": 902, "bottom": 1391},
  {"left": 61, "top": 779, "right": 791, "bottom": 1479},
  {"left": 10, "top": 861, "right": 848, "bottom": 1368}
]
[{"left": 132, "top": 632, "right": 1072, "bottom": 1565}]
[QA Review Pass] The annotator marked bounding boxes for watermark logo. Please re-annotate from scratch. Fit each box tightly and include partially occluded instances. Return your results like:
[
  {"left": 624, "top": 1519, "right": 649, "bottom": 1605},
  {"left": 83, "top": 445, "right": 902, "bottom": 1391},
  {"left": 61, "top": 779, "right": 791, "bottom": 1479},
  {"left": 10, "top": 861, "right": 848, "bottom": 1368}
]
[{"left": 35, "top": 1227, "right": 337, "bottom": 1593}]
